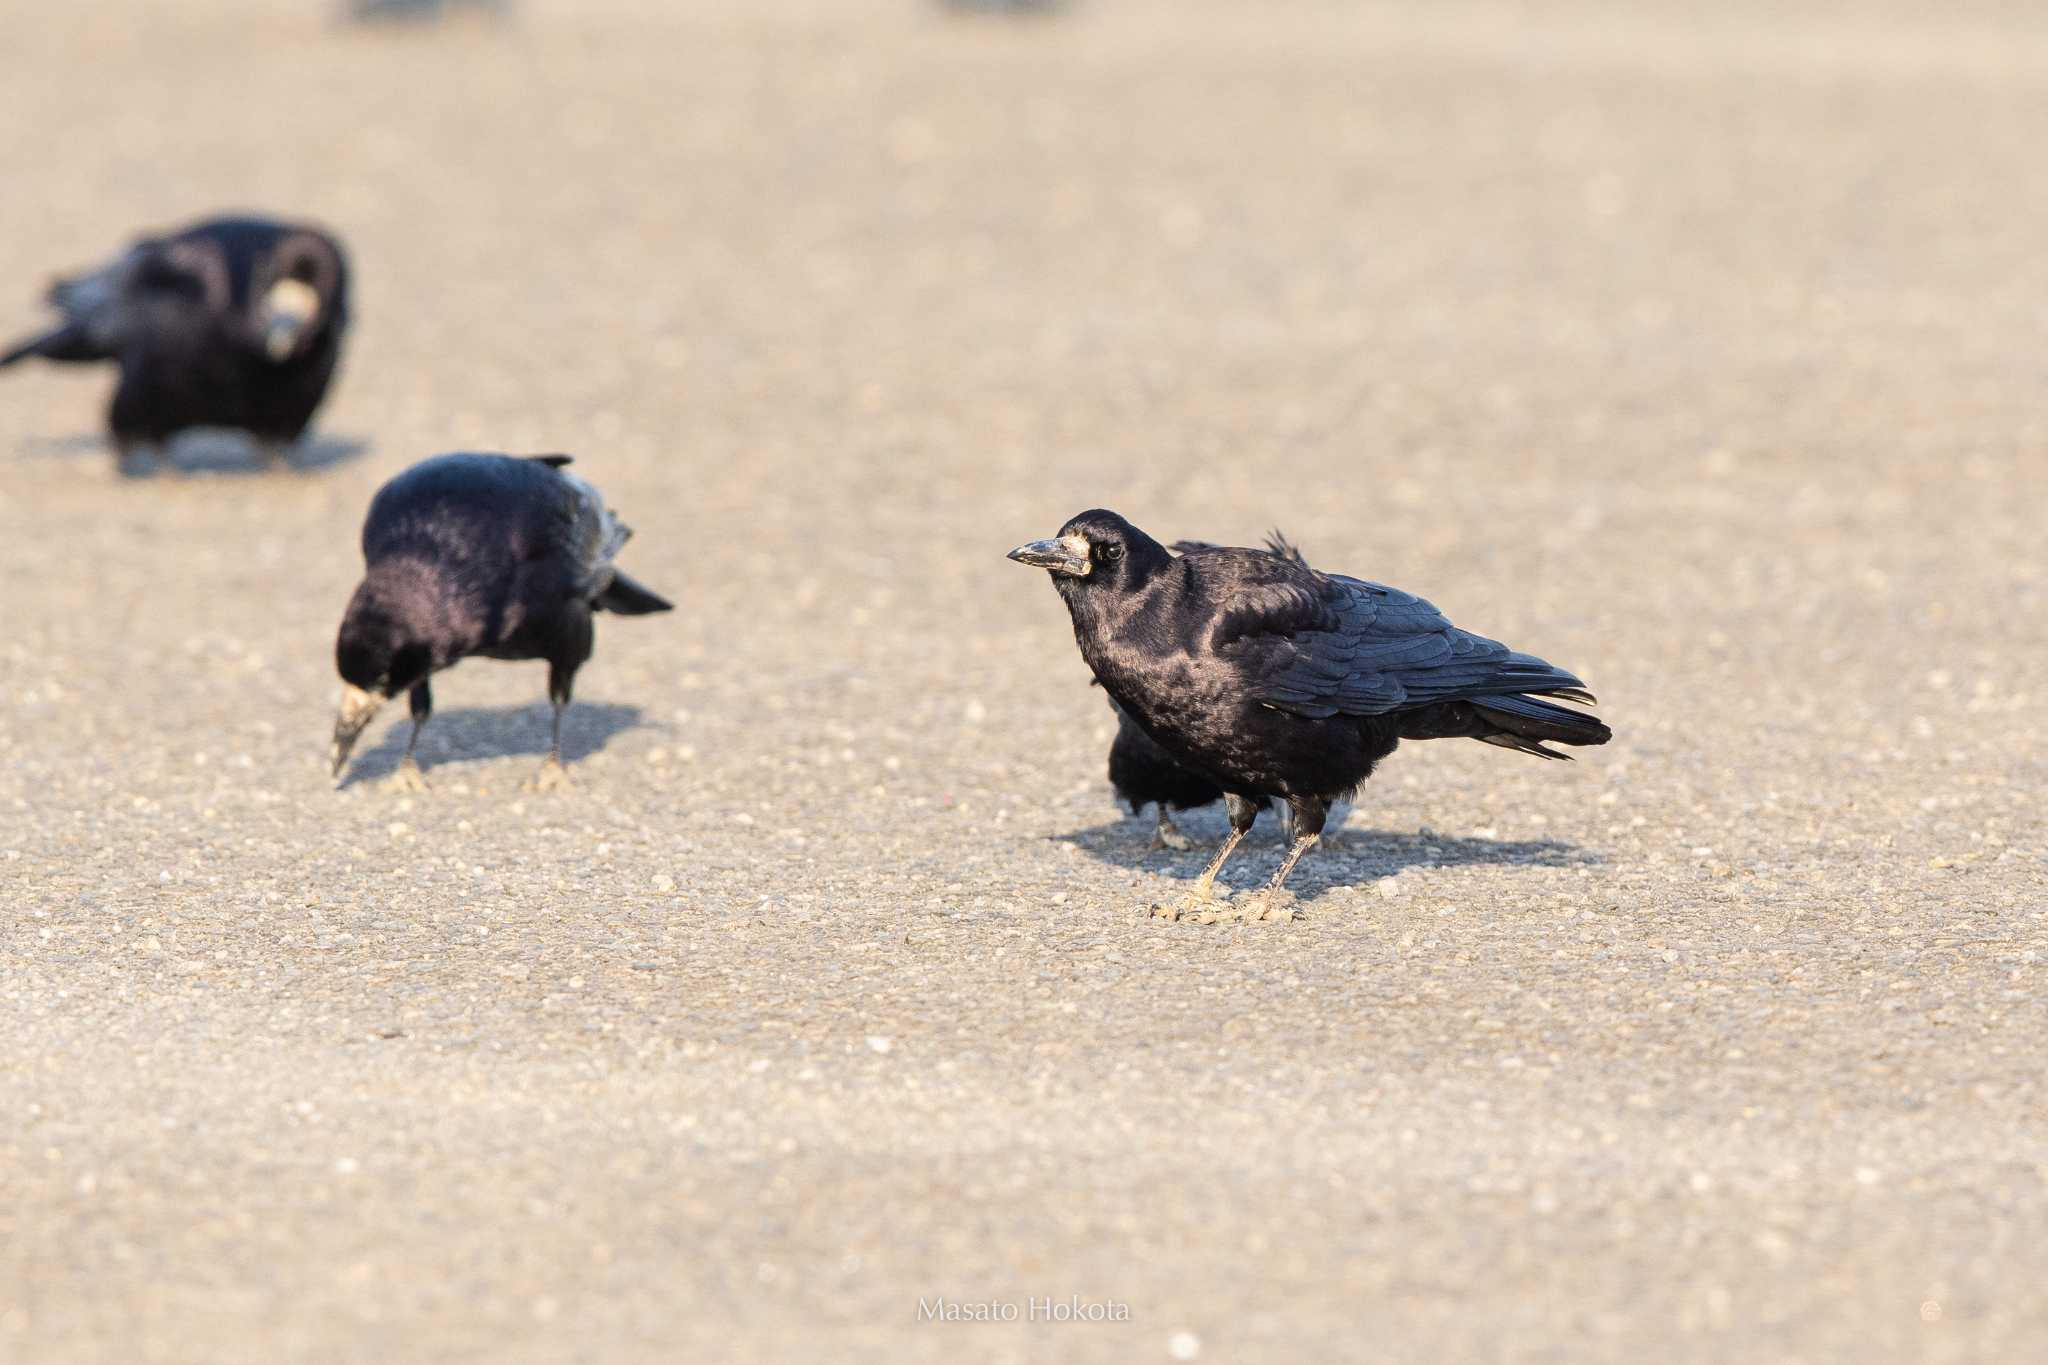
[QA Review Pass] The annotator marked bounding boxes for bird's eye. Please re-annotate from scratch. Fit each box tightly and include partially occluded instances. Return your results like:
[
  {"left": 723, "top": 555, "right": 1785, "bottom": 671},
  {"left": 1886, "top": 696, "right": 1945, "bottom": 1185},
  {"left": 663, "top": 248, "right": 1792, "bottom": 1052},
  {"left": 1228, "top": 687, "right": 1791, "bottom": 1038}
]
[{"left": 1098, "top": 542, "right": 1124, "bottom": 563}]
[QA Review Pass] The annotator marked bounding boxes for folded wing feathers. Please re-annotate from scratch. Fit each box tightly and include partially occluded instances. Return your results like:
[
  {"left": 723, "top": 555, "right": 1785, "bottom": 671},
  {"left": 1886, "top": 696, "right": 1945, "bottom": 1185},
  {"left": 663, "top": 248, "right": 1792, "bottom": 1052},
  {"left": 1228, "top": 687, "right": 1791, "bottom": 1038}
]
[
  {"left": 1256, "top": 573, "right": 1603, "bottom": 719},
  {"left": 553, "top": 468, "right": 632, "bottom": 599}
]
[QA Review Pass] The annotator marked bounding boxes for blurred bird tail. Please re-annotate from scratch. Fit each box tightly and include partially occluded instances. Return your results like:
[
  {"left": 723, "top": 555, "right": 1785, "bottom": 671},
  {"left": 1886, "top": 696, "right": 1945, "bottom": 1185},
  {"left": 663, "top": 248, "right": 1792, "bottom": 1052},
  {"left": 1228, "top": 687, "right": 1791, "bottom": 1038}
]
[
  {"left": 1, "top": 323, "right": 101, "bottom": 367},
  {"left": 596, "top": 570, "right": 673, "bottom": 615},
  {"left": 1468, "top": 692, "right": 1612, "bottom": 759}
]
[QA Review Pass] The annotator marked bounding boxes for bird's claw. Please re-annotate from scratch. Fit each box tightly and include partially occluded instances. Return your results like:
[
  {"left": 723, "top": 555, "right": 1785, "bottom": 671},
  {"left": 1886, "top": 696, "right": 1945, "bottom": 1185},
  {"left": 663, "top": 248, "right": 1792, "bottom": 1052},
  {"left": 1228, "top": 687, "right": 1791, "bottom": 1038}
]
[
  {"left": 1238, "top": 889, "right": 1299, "bottom": 922},
  {"left": 523, "top": 756, "right": 573, "bottom": 792},
  {"left": 1150, "top": 889, "right": 1296, "bottom": 925},
  {"left": 380, "top": 758, "right": 430, "bottom": 793},
  {"left": 114, "top": 446, "right": 159, "bottom": 479},
  {"left": 1150, "top": 813, "right": 1201, "bottom": 852}
]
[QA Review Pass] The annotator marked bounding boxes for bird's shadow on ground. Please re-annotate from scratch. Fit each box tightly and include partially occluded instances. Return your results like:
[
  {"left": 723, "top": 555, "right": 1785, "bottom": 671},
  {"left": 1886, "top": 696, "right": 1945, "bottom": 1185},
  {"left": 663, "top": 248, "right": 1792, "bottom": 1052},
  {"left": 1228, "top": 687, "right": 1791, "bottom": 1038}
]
[
  {"left": 336, "top": 702, "right": 652, "bottom": 789},
  {"left": 1055, "top": 809, "right": 1598, "bottom": 903},
  {"left": 20, "top": 430, "right": 368, "bottom": 474}
]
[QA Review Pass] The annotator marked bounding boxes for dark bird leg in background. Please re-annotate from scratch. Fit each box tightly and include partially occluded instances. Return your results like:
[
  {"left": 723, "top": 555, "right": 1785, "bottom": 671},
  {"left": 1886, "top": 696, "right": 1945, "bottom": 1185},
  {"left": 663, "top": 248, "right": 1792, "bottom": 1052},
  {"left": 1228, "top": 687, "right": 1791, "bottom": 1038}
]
[
  {"left": 526, "top": 662, "right": 576, "bottom": 791},
  {"left": 1286, "top": 801, "right": 1356, "bottom": 854},
  {"left": 385, "top": 681, "right": 433, "bottom": 791},
  {"left": 112, "top": 435, "right": 162, "bottom": 478},
  {"left": 1152, "top": 807, "right": 1198, "bottom": 851}
]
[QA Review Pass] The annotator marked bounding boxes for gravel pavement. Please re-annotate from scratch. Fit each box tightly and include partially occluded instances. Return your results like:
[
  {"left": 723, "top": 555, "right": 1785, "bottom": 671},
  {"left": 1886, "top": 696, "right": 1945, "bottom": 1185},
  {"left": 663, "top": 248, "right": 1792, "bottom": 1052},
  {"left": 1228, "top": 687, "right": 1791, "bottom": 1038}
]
[{"left": 2, "top": 3, "right": 2044, "bottom": 1361}]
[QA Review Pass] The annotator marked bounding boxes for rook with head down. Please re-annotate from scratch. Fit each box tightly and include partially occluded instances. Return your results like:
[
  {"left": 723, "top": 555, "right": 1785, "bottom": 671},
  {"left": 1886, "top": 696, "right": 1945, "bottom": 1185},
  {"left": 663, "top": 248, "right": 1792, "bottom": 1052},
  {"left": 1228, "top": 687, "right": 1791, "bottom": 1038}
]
[{"left": 331, "top": 452, "right": 672, "bottom": 790}]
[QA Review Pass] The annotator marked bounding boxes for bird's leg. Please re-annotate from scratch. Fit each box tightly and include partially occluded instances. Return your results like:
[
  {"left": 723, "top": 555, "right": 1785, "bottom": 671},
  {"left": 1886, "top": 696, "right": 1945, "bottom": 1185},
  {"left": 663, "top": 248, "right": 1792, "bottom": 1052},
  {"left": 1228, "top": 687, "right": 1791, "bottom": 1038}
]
[
  {"left": 1244, "top": 797, "right": 1330, "bottom": 920},
  {"left": 524, "top": 664, "right": 574, "bottom": 792},
  {"left": 383, "top": 681, "right": 432, "bottom": 792},
  {"left": 1281, "top": 800, "right": 1350, "bottom": 853},
  {"left": 1151, "top": 806, "right": 1199, "bottom": 852},
  {"left": 113, "top": 437, "right": 158, "bottom": 478},
  {"left": 1305, "top": 810, "right": 1358, "bottom": 854},
  {"left": 1187, "top": 794, "right": 1261, "bottom": 902},
  {"left": 1264, "top": 833, "right": 1320, "bottom": 892},
  {"left": 254, "top": 438, "right": 293, "bottom": 470}
]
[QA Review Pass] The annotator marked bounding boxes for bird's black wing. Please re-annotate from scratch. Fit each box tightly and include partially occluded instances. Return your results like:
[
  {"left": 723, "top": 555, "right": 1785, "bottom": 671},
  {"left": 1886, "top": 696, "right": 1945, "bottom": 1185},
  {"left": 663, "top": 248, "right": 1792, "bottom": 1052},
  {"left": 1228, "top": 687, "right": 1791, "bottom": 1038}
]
[
  {"left": 4, "top": 227, "right": 251, "bottom": 370},
  {"left": 0, "top": 246, "right": 146, "bottom": 367},
  {"left": 1204, "top": 556, "right": 1592, "bottom": 719},
  {"left": 543, "top": 464, "right": 675, "bottom": 613},
  {"left": 545, "top": 465, "right": 631, "bottom": 597}
]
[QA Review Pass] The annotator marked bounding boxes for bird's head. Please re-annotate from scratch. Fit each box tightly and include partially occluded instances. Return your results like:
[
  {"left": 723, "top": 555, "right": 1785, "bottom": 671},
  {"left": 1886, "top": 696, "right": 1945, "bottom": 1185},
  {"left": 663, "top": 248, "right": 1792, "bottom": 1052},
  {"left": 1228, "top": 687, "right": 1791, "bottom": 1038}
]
[
  {"left": 330, "top": 585, "right": 433, "bottom": 779},
  {"left": 1007, "top": 509, "right": 1171, "bottom": 597}
]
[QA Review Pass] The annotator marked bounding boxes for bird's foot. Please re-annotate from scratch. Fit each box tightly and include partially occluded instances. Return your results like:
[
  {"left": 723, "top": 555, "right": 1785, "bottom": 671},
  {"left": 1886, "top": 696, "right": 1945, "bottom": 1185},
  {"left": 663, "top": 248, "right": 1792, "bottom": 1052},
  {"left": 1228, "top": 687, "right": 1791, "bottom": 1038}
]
[
  {"left": 114, "top": 445, "right": 160, "bottom": 479},
  {"left": 1235, "top": 888, "right": 1300, "bottom": 923},
  {"left": 1150, "top": 887, "right": 1296, "bottom": 925},
  {"left": 1150, "top": 811, "right": 1201, "bottom": 852},
  {"left": 380, "top": 757, "right": 430, "bottom": 793},
  {"left": 1310, "top": 829, "right": 1361, "bottom": 855},
  {"left": 255, "top": 440, "right": 294, "bottom": 471},
  {"left": 523, "top": 756, "right": 573, "bottom": 792}
]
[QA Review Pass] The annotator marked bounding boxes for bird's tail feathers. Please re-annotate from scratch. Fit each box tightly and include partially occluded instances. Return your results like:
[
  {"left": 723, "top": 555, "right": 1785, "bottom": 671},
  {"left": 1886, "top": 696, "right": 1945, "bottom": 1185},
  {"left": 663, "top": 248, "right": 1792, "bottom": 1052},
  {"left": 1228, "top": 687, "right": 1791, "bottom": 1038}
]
[
  {"left": 1469, "top": 692, "right": 1612, "bottom": 759},
  {"left": 1, "top": 322, "right": 102, "bottom": 367},
  {"left": 596, "top": 569, "right": 673, "bottom": 615}
]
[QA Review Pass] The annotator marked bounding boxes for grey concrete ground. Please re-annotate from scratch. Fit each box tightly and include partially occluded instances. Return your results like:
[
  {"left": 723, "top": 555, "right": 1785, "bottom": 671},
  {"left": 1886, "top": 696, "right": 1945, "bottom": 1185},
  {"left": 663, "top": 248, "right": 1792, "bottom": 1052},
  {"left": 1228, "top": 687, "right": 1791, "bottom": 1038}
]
[{"left": 2, "top": 2, "right": 2045, "bottom": 1361}]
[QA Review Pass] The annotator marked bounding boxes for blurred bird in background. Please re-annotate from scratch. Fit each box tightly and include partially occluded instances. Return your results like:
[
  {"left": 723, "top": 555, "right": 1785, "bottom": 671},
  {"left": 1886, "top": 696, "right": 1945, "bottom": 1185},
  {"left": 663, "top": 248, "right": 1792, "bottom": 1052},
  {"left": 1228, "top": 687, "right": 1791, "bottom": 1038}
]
[
  {"left": 341, "top": 0, "right": 513, "bottom": 23},
  {"left": 2, "top": 215, "right": 349, "bottom": 474}
]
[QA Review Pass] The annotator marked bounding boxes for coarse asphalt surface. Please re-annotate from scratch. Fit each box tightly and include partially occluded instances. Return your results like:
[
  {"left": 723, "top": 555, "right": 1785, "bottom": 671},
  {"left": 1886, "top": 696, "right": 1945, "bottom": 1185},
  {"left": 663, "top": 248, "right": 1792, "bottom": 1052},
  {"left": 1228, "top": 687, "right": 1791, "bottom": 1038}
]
[{"left": 2, "top": 2, "right": 2044, "bottom": 1361}]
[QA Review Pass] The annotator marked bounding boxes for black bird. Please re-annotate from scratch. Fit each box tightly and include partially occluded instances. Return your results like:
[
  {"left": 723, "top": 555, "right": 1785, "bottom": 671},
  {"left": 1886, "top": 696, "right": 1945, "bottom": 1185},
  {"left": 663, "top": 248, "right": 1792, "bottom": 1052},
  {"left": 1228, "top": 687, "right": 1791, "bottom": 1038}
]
[
  {"left": 1107, "top": 695, "right": 1223, "bottom": 850},
  {"left": 1107, "top": 532, "right": 1314, "bottom": 851},
  {"left": 330, "top": 453, "right": 672, "bottom": 789},
  {"left": 1011, "top": 510, "right": 1611, "bottom": 908},
  {"left": 2, "top": 215, "right": 349, "bottom": 471}
]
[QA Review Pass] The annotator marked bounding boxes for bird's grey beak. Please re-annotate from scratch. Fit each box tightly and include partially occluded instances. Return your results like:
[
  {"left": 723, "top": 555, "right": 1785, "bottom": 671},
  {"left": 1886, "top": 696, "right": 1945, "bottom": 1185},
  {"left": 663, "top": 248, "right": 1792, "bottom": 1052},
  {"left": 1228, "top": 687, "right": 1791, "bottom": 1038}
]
[
  {"left": 261, "top": 278, "right": 320, "bottom": 361},
  {"left": 1007, "top": 535, "right": 1091, "bottom": 577},
  {"left": 330, "top": 684, "right": 386, "bottom": 779}
]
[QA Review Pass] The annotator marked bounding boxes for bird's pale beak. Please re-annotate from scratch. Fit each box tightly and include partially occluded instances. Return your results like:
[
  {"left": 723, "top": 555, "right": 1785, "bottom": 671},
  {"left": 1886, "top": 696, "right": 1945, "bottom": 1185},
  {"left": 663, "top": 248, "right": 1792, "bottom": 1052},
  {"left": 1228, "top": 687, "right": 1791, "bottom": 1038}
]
[
  {"left": 1007, "top": 535, "right": 1091, "bottom": 577},
  {"left": 330, "top": 684, "right": 386, "bottom": 779},
  {"left": 261, "top": 278, "right": 320, "bottom": 361}
]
